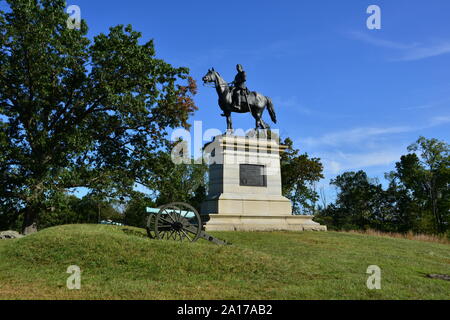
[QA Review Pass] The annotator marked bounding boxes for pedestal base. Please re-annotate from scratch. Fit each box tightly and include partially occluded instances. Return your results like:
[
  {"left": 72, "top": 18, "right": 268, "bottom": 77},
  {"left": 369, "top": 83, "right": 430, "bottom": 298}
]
[
  {"left": 204, "top": 214, "right": 327, "bottom": 232},
  {"left": 201, "top": 134, "right": 327, "bottom": 232},
  {"left": 202, "top": 193, "right": 293, "bottom": 216}
]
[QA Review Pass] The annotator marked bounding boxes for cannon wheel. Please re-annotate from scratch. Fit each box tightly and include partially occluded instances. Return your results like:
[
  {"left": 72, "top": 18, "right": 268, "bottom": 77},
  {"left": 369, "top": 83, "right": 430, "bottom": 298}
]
[
  {"left": 146, "top": 213, "right": 157, "bottom": 239},
  {"left": 155, "top": 202, "right": 202, "bottom": 242}
]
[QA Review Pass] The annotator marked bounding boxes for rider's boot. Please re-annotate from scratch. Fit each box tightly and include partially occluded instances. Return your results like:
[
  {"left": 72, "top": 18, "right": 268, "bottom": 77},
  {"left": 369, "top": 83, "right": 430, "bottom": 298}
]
[{"left": 235, "top": 96, "right": 241, "bottom": 111}]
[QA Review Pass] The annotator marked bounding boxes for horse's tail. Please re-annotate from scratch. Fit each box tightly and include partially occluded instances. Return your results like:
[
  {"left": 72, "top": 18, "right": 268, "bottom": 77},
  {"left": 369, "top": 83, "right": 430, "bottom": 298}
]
[{"left": 266, "top": 96, "right": 277, "bottom": 124}]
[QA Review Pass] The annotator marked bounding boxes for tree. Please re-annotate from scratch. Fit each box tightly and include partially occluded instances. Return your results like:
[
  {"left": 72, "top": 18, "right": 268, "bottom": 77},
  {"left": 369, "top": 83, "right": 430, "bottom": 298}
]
[
  {"left": 0, "top": 0, "right": 197, "bottom": 234},
  {"left": 384, "top": 172, "right": 423, "bottom": 233},
  {"left": 123, "top": 149, "right": 207, "bottom": 228},
  {"left": 37, "top": 192, "right": 81, "bottom": 229},
  {"left": 73, "top": 195, "right": 123, "bottom": 224},
  {"left": 0, "top": 199, "right": 22, "bottom": 231},
  {"left": 317, "top": 137, "right": 449, "bottom": 234},
  {"left": 147, "top": 150, "right": 207, "bottom": 212},
  {"left": 123, "top": 192, "right": 155, "bottom": 228},
  {"left": 331, "top": 171, "right": 374, "bottom": 229},
  {"left": 393, "top": 137, "right": 449, "bottom": 233},
  {"left": 280, "top": 138, "right": 324, "bottom": 214},
  {"left": 16, "top": 191, "right": 124, "bottom": 230},
  {"left": 315, "top": 171, "right": 390, "bottom": 231}
]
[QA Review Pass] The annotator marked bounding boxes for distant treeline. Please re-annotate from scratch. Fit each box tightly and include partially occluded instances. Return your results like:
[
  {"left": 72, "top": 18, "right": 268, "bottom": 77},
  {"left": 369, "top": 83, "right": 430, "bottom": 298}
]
[
  {"left": 314, "top": 137, "right": 449, "bottom": 236},
  {"left": 1, "top": 136, "right": 448, "bottom": 237}
]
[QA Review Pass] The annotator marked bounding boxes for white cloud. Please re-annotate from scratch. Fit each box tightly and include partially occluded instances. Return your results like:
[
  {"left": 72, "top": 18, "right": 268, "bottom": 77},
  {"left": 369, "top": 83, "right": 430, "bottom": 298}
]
[
  {"left": 301, "top": 115, "right": 450, "bottom": 148},
  {"left": 327, "top": 160, "right": 342, "bottom": 174},
  {"left": 401, "top": 104, "right": 433, "bottom": 111},
  {"left": 430, "top": 115, "right": 450, "bottom": 126},
  {"left": 301, "top": 126, "right": 412, "bottom": 147},
  {"left": 395, "top": 42, "right": 450, "bottom": 61},
  {"left": 349, "top": 31, "right": 417, "bottom": 50},
  {"left": 322, "top": 150, "right": 402, "bottom": 174},
  {"left": 349, "top": 31, "right": 450, "bottom": 61},
  {"left": 299, "top": 115, "right": 449, "bottom": 178}
]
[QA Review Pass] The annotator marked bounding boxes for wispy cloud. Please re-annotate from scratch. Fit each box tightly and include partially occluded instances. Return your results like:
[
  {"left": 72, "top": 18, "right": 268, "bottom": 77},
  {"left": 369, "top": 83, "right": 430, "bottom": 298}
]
[
  {"left": 300, "top": 125, "right": 409, "bottom": 175},
  {"left": 395, "top": 42, "right": 450, "bottom": 61},
  {"left": 302, "top": 126, "right": 412, "bottom": 147},
  {"left": 400, "top": 104, "right": 433, "bottom": 111},
  {"left": 272, "top": 96, "right": 312, "bottom": 115},
  {"left": 178, "top": 39, "right": 301, "bottom": 71},
  {"left": 349, "top": 31, "right": 450, "bottom": 61},
  {"left": 401, "top": 97, "right": 450, "bottom": 111},
  {"left": 302, "top": 115, "right": 450, "bottom": 148},
  {"left": 300, "top": 114, "right": 449, "bottom": 178},
  {"left": 322, "top": 150, "right": 403, "bottom": 174},
  {"left": 349, "top": 31, "right": 418, "bottom": 50},
  {"left": 430, "top": 115, "right": 450, "bottom": 126}
]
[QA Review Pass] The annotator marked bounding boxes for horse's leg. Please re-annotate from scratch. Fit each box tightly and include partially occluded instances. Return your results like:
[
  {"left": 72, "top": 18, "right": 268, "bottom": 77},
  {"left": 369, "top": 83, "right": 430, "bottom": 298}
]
[
  {"left": 251, "top": 109, "right": 258, "bottom": 129},
  {"left": 257, "top": 120, "right": 264, "bottom": 129},
  {"left": 260, "top": 118, "right": 269, "bottom": 129},
  {"left": 226, "top": 114, "right": 233, "bottom": 131},
  {"left": 253, "top": 109, "right": 266, "bottom": 130},
  {"left": 250, "top": 107, "right": 260, "bottom": 130}
]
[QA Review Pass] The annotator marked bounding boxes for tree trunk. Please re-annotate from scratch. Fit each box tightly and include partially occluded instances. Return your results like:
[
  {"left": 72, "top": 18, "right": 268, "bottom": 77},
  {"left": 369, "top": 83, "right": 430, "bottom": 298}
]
[{"left": 22, "top": 206, "right": 38, "bottom": 235}]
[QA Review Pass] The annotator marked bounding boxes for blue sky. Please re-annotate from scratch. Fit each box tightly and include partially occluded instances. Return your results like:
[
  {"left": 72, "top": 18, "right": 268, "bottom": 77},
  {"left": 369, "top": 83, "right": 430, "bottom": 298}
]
[{"left": 4, "top": 0, "right": 450, "bottom": 201}]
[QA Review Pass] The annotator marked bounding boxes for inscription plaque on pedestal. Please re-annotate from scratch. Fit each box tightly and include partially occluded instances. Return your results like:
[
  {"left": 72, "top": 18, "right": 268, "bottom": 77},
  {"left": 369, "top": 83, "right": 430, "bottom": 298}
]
[{"left": 239, "top": 164, "right": 266, "bottom": 187}]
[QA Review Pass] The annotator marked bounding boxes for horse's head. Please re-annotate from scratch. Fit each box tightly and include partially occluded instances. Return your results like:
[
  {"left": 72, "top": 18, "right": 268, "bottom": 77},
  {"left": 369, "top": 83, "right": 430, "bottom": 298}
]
[{"left": 202, "top": 68, "right": 218, "bottom": 85}]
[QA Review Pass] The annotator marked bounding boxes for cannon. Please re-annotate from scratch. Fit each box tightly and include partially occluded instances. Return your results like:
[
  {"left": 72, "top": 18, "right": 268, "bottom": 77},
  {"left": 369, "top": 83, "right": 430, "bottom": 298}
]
[{"left": 145, "top": 202, "right": 227, "bottom": 245}]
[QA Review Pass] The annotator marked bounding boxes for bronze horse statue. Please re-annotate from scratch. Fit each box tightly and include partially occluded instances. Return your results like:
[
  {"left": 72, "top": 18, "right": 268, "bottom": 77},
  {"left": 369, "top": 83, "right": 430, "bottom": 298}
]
[{"left": 202, "top": 68, "right": 277, "bottom": 130}]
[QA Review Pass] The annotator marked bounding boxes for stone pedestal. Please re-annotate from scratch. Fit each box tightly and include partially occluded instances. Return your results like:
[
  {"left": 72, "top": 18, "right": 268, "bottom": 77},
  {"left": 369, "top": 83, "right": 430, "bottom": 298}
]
[{"left": 201, "top": 133, "right": 327, "bottom": 232}]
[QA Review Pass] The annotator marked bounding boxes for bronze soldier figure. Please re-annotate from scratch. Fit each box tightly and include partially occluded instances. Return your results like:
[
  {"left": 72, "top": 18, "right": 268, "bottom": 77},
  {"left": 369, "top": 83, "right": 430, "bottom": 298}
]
[{"left": 232, "top": 64, "right": 248, "bottom": 111}]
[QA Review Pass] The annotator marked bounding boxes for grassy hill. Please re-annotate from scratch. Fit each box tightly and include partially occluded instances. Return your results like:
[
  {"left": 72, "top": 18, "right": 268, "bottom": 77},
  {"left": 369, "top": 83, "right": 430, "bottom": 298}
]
[{"left": 0, "top": 224, "right": 449, "bottom": 300}]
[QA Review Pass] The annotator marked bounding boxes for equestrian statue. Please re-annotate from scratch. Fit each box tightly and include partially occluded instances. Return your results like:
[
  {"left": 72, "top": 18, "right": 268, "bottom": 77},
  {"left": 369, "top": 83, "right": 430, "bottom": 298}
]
[{"left": 202, "top": 64, "right": 277, "bottom": 131}]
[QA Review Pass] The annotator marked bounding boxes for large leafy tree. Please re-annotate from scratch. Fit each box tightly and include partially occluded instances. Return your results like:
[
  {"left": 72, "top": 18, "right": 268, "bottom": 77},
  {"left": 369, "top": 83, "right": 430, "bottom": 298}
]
[{"left": 0, "top": 0, "right": 197, "bottom": 233}]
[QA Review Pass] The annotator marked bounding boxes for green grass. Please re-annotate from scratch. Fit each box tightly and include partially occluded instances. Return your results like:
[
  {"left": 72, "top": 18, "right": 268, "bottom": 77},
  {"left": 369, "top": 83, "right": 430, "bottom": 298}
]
[{"left": 0, "top": 224, "right": 449, "bottom": 299}]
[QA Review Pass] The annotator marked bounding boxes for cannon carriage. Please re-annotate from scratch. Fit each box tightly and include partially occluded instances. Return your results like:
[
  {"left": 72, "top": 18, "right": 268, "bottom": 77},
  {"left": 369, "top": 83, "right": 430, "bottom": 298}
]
[{"left": 146, "top": 202, "right": 227, "bottom": 245}]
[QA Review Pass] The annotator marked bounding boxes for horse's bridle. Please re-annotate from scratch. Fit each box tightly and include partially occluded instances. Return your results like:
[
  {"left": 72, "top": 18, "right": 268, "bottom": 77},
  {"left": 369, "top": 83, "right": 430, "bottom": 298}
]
[{"left": 202, "top": 81, "right": 233, "bottom": 88}]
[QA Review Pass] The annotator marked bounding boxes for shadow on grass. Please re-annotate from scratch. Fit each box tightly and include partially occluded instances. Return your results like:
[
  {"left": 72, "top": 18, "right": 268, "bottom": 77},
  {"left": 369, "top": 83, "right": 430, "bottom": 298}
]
[{"left": 121, "top": 227, "right": 148, "bottom": 239}]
